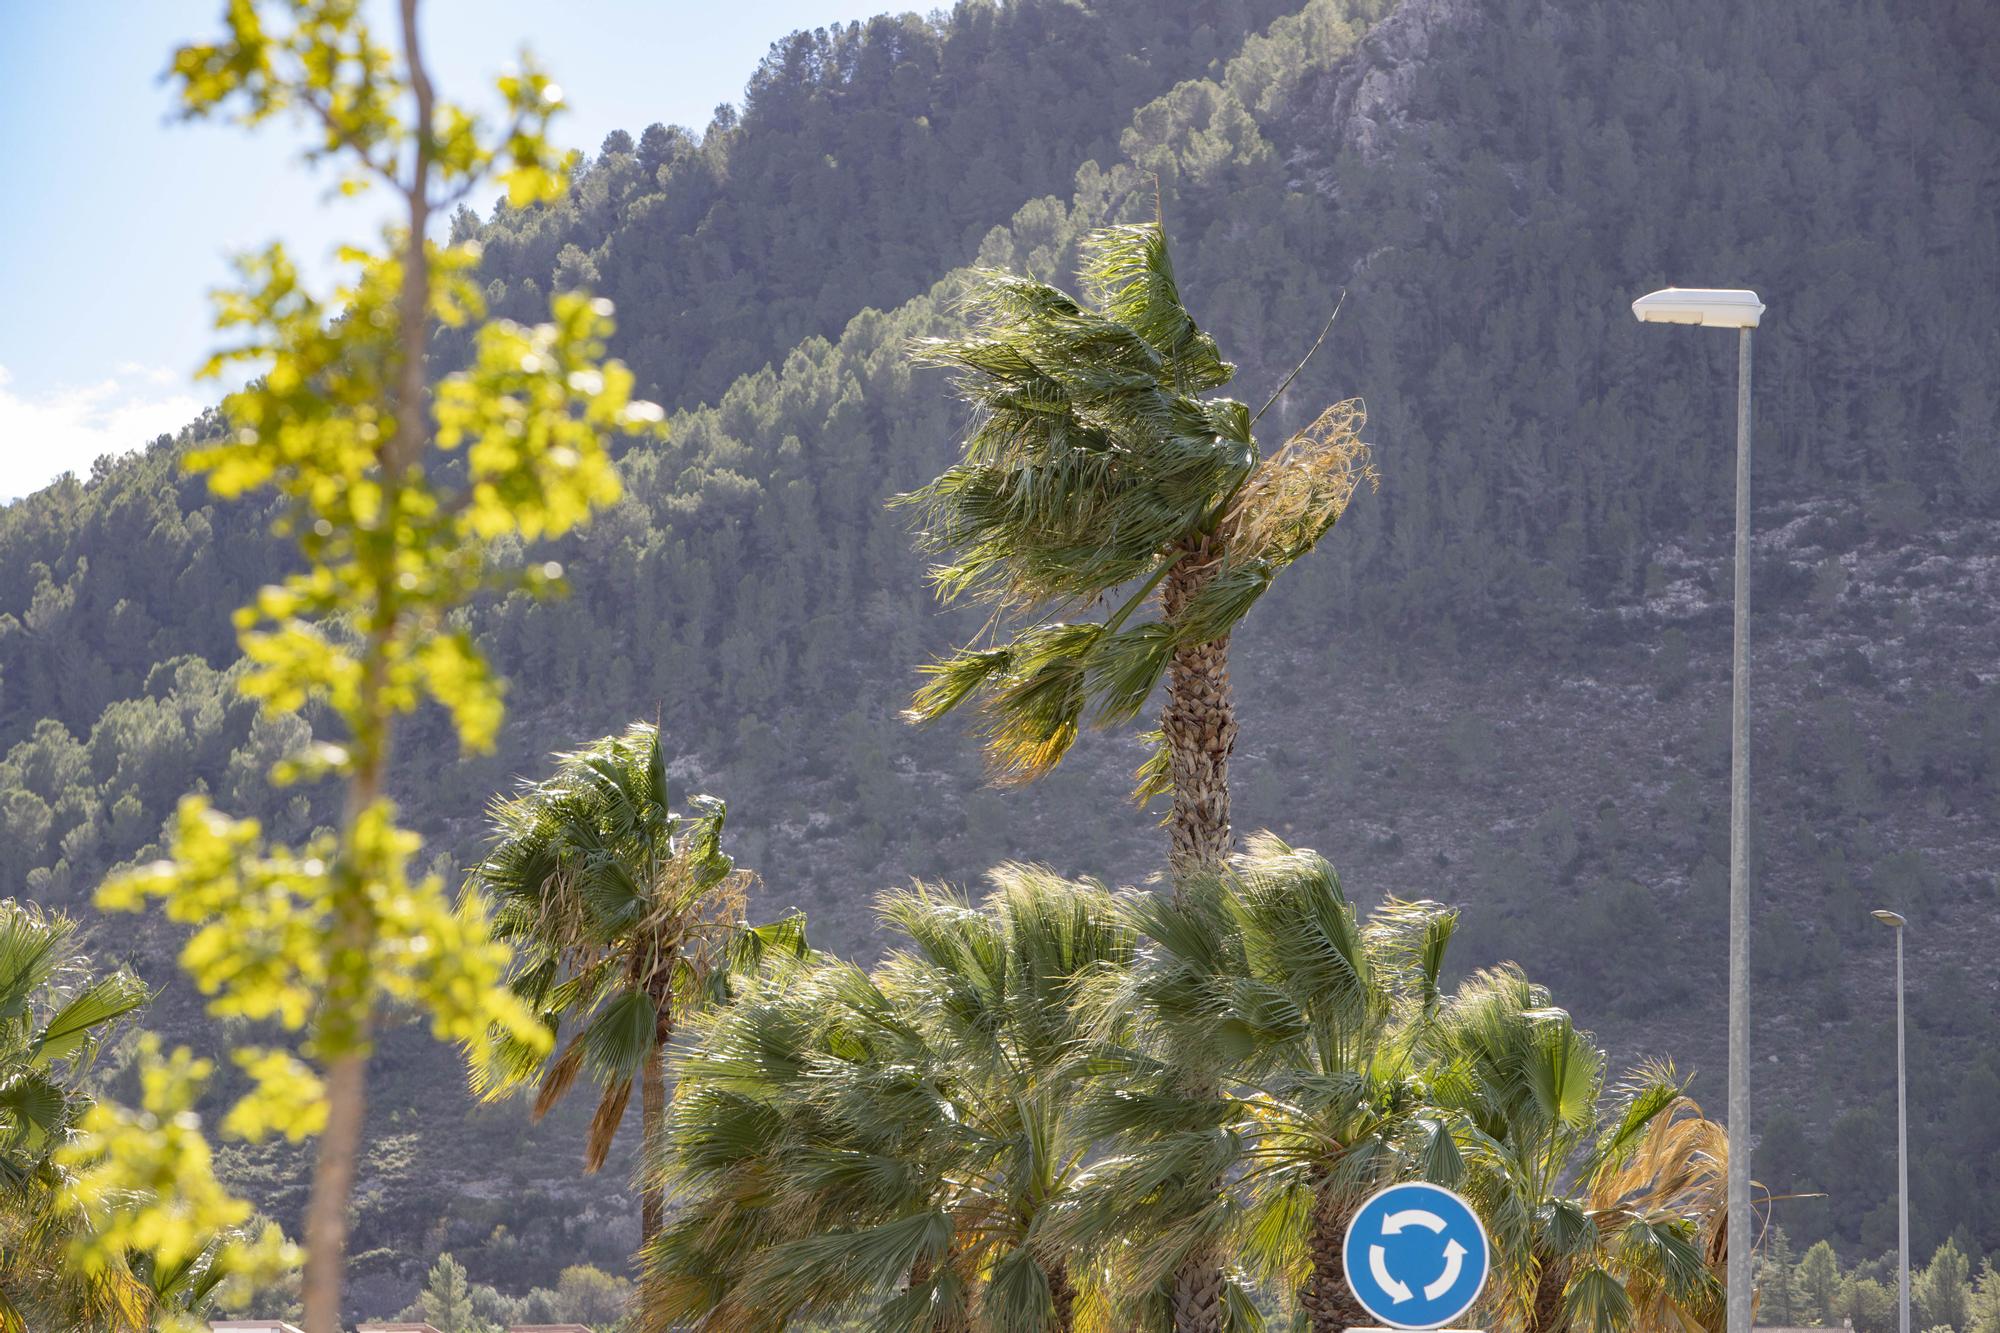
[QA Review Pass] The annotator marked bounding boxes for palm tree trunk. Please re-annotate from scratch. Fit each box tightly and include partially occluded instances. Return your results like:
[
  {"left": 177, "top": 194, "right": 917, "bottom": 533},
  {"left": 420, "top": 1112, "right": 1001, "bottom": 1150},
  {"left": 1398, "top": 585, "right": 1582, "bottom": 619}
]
[
  {"left": 1301, "top": 1180, "right": 1372, "bottom": 1333},
  {"left": 1048, "top": 1259, "right": 1076, "bottom": 1332},
  {"left": 1528, "top": 1262, "right": 1565, "bottom": 1333},
  {"left": 640, "top": 1013, "right": 673, "bottom": 1247},
  {"left": 1162, "top": 548, "right": 1236, "bottom": 1333},
  {"left": 1161, "top": 551, "right": 1236, "bottom": 882},
  {"left": 1171, "top": 1238, "right": 1228, "bottom": 1333}
]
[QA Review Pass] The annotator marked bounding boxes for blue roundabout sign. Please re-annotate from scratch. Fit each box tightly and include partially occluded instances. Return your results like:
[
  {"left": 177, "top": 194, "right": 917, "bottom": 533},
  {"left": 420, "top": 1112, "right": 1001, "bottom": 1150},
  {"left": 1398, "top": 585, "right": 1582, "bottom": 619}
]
[{"left": 1342, "top": 1182, "right": 1491, "bottom": 1330}]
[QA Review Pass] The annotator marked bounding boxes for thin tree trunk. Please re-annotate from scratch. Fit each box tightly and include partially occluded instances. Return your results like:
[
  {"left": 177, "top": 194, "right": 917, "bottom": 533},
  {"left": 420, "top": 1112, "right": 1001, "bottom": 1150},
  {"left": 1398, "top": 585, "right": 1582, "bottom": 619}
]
[
  {"left": 640, "top": 1018, "right": 672, "bottom": 1247},
  {"left": 1160, "top": 549, "right": 1237, "bottom": 883},
  {"left": 392, "top": 0, "right": 435, "bottom": 475},
  {"left": 301, "top": 1048, "right": 368, "bottom": 1333},
  {"left": 303, "top": 5, "right": 433, "bottom": 1328},
  {"left": 1161, "top": 545, "right": 1237, "bottom": 1333},
  {"left": 1301, "top": 1179, "right": 1372, "bottom": 1333},
  {"left": 303, "top": 643, "right": 389, "bottom": 1333}
]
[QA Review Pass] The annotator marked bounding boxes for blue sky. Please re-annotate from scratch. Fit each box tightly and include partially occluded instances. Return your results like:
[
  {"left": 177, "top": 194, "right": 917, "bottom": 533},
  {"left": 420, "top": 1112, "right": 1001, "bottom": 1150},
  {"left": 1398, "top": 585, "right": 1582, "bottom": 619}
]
[{"left": 0, "top": 1, "right": 871, "bottom": 498}]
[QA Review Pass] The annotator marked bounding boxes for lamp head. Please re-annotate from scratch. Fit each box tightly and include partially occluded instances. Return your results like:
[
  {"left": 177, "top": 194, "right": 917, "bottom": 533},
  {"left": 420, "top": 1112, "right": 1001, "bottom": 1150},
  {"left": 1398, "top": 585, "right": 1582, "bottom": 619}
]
[
  {"left": 1631, "top": 287, "right": 1765, "bottom": 329},
  {"left": 1871, "top": 909, "right": 1907, "bottom": 929}
]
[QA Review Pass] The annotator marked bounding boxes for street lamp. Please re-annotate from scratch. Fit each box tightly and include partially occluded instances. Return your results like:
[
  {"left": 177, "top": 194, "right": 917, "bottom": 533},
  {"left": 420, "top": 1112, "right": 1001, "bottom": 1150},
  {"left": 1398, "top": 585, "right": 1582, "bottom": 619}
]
[
  {"left": 1873, "top": 908, "right": 1910, "bottom": 1333},
  {"left": 1633, "top": 285, "right": 1765, "bottom": 1333}
]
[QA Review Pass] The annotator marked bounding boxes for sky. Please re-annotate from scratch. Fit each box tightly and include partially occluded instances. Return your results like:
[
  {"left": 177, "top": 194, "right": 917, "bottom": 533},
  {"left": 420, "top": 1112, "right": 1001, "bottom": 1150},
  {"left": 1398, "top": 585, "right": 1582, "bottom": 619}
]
[{"left": 0, "top": 0, "right": 871, "bottom": 500}]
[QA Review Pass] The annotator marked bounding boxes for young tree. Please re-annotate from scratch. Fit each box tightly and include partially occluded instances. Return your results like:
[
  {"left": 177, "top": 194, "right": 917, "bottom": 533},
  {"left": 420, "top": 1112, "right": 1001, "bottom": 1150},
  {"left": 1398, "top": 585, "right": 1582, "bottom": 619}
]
[
  {"left": 1966, "top": 1259, "right": 2000, "bottom": 1333},
  {"left": 57, "top": 5, "right": 663, "bottom": 1332},
  {"left": 1844, "top": 1277, "right": 1897, "bottom": 1333},
  {"left": 467, "top": 722, "right": 801, "bottom": 1248},
  {"left": 549, "top": 1264, "right": 633, "bottom": 1328}
]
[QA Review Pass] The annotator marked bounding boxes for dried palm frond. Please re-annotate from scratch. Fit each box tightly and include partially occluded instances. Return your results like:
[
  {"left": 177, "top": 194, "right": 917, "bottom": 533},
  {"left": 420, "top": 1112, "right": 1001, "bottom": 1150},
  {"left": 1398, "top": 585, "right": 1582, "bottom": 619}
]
[
  {"left": 1224, "top": 399, "right": 1377, "bottom": 565},
  {"left": 1586, "top": 1085, "right": 1730, "bottom": 1333},
  {"left": 584, "top": 1076, "right": 635, "bottom": 1173},
  {"left": 531, "top": 1032, "right": 588, "bottom": 1121}
]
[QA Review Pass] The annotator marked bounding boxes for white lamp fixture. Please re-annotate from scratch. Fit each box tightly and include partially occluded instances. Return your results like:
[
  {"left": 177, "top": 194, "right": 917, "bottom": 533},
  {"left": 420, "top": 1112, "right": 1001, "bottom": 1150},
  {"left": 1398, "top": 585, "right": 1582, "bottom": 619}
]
[{"left": 1631, "top": 287, "right": 1765, "bottom": 329}]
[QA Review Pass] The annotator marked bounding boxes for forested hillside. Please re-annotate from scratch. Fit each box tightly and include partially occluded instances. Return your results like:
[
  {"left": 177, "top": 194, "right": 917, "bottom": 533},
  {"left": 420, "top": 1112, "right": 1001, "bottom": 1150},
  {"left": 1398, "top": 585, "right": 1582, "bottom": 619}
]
[
  {"left": 3, "top": 0, "right": 1997, "bottom": 1313},
  {"left": 455, "top": 0, "right": 1308, "bottom": 409}
]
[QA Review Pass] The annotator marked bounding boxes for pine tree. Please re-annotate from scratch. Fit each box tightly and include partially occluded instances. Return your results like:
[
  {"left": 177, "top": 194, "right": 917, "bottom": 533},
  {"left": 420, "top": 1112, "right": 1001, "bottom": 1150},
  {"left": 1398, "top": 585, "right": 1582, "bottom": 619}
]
[
  {"left": 418, "top": 1253, "right": 492, "bottom": 1333},
  {"left": 1965, "top": 1260, "right": 2000, "bottom": 1333},
  {"left": 1761, "top": 1226, "right": 1803, "bottom": 1325},
  {"left": 1800, "top": 1240, "right": 1843, "bottom": 1326},
  {"left": 1919, "top": 1240, "right": 1975, "bottom": 1332}
]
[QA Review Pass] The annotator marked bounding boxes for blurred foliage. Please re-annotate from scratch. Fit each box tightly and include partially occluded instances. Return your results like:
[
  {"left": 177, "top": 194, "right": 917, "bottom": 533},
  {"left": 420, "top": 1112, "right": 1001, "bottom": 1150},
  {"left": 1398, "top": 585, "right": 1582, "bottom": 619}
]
[{"left": 54, "top": 0, "right": 656, "bottom": 1322}]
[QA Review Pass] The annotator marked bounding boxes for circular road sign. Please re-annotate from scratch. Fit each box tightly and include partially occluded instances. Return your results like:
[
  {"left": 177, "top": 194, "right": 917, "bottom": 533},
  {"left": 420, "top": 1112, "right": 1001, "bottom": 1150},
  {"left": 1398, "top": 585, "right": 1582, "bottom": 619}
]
[{"left": 1342, "top": 1181, "right": 1491, "bottom": 1330}]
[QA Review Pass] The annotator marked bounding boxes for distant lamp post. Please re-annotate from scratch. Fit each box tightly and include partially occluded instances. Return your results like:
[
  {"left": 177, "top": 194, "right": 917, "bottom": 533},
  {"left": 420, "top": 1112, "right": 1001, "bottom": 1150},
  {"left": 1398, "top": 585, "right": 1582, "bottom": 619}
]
[
  {"left": 1632, "top": 285, "right": 1766, "bottom": 1333},
  {"left": 1873, "top": 908, "right": 1910, "bottom": 1333}
]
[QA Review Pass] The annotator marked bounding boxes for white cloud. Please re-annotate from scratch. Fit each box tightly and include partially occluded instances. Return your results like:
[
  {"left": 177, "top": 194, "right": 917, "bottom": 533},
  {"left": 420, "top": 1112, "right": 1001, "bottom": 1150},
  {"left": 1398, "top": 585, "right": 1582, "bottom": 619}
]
[{"left": 0, "top": 364, "right": 205, "bottom": 502}]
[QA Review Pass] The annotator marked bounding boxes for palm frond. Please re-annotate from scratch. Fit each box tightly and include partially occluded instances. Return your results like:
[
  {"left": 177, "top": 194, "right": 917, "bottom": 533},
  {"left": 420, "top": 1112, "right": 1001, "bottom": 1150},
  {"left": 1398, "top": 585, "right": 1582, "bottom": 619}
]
[
  {"left": 1563, "top": 1265, "right": 1637, "bottom": 1333},
  {"left": 33, "top": 971, "right": 150, "bottom": 1070},
  {"left": 1223, "top": 400, "right": 1375, "bottom": 567},
  {"left": 584, "top": 1075, "right": 634, "bottom": 1173}
]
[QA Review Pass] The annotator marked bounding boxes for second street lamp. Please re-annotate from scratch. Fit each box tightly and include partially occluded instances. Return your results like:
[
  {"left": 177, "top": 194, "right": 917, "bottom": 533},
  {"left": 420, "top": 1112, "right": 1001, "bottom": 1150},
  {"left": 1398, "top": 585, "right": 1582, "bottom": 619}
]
[
  {"left": 1874, "top": 908, "right": 1911, "bottom": 1333},
  {"left": 1632, "top": 285, "right": 1765, "bottom": 1333}
]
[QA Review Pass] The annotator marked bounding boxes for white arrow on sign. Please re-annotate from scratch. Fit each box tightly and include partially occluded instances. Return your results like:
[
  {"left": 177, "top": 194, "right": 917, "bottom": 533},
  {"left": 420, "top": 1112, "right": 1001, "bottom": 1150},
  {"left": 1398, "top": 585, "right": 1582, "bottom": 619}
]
[
  {"left": 1368, "top": 1246, "right": 1415, "bottom": 1304},
  {"left": 1381, "top": 1209, "right": 1448, "bottom": 1235},
  {"left": 1424, "top": 1239, "right": 1468, "bottom": 1300}
]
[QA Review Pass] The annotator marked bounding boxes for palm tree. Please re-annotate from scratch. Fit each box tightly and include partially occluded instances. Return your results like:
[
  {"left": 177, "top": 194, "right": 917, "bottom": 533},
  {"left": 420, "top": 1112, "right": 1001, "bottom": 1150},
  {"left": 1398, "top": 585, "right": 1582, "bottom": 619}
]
[
  {"left": 1064, "top": 835, "right": 1459, "bottom": 1333},
  {"left": 898, "top": 220, "right": 1374, "bottom": 882},
  {"left": 0, "top": 899, "right": 152, "bottom": 1333},
  {"left": 466, "top": 722, "right": 803, "bottom": 1248},
  {"left": 900, "top": 223, "right": 1372, "bottom": 1333},
  {"left": 642, "top": 865, "right": 1133, "bottom": 1332},
  {"left": 1432, "top": 967, "right": 1726, "bottom": 1333}
]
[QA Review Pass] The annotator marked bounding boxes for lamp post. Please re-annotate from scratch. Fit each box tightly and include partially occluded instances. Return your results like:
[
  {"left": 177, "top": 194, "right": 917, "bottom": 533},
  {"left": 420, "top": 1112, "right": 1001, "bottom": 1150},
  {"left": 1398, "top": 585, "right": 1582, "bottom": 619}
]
[
  {"left": 1873, "top": 908, "right": 1910, "bottom": 1333},
  {"left": 1632, "top": 286, "right": 1765, "bottom": 1333}
]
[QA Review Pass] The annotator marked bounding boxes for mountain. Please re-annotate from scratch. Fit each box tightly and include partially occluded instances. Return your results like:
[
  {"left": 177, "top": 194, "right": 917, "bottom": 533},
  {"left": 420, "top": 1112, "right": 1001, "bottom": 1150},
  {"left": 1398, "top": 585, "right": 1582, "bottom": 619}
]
[
  {"left": 454, "top": 0, "right": 1312, "bottom": 411},
  {"left": 3, "top": 0, "right": 1997, "bottom": 1313}
]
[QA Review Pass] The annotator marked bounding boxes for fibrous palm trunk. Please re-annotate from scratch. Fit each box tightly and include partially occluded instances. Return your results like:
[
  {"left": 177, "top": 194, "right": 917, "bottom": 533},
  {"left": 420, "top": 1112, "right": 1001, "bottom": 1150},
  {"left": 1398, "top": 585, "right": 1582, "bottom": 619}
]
[
  {"left": 1162, "top": 549, "right": 1237, "bottom": 1333},
  {"left": 1170, "top": 1238, "right": 1228, "bottom": 1333},
  {"left": 1048, "top": 1259, "right": 1077, "bottom": 1332},
  {"left": 1301, "top": 1181, "right": 1372, "bottom": 1333},
  {"left": 1528, "top": 1260, "right": 1566, "bottom": 1333},
  {"left": 640, "top": 1006, "right": 674, "bottom": 1248},
  {"left": 1161, "top": 550, "right": 1236, "bottom": 880}
]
